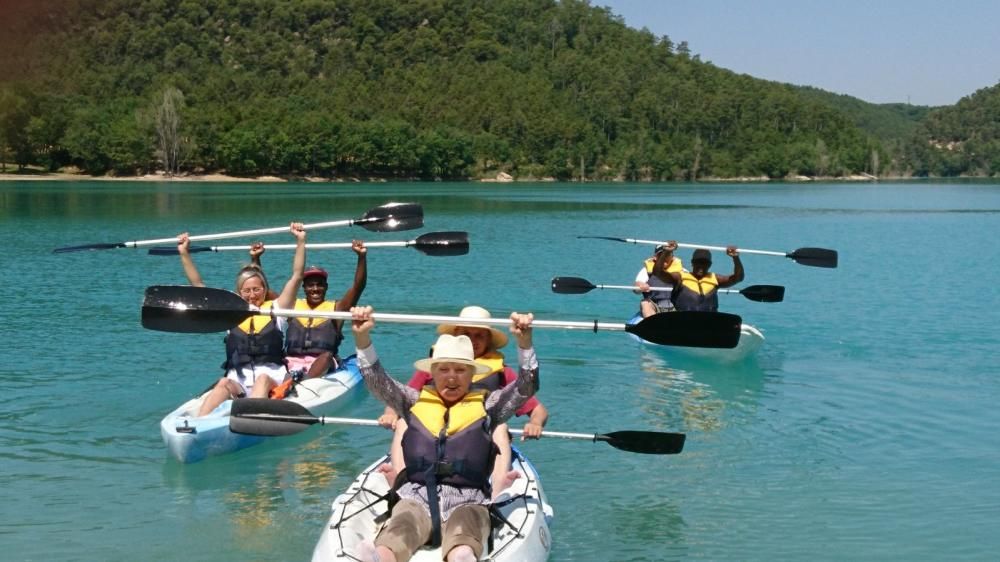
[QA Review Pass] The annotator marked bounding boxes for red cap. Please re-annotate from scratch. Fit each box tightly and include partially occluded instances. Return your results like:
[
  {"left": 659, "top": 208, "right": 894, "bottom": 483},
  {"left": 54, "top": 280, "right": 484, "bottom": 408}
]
[{"left": 303, "top": 266, "right": 328, "bottom": 280}]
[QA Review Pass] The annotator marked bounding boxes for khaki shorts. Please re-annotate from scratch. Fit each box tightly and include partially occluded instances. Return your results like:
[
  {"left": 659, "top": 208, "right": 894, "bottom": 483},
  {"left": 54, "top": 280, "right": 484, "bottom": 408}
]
[{"left": 375, "top": 499, "right": 490, "bottom": 561}]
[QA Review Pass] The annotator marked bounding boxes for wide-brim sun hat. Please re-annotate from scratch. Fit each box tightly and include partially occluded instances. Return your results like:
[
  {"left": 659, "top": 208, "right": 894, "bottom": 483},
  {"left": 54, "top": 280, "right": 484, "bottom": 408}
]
[
  {"left": 413, "top": 334, "right": 492, "bottom": 375},
  {"left": 436, "top": 305, "right": 509, "bottom": 349}
]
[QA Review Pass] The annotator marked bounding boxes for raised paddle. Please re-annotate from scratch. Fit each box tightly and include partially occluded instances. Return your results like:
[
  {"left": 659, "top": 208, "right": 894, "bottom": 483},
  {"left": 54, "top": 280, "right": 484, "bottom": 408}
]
[
  {"left": 229, "top": 399, "right": 685, "bottom": 455},
  {"left": 141, "top": 285, "right": 743, "bottom": 348},
  {"left": 146, "top": 231, "right": 470, "bottom": 257},
  {"left": 578, "top": 236, "right": 838, "bottom": 268},
  {"left": 52, "top": 202, "right": 424, "bottom": 253},
  {"left": 551, "top": 276, "right": 785, "bottom": 303}
]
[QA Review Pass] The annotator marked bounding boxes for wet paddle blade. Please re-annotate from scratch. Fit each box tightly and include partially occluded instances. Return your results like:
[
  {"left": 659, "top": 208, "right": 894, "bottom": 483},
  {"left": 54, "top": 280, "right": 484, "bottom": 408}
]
[
  {"left": 412, "top": 231, "right": 469, "bottom": 256},
  {"left": 550, "top": 276, "right": 598, "bottom": 294},
  {"left": 788, "top": 247, "right": 838, "bottom": 268},
  {"left": 740, "top": 284, "right": 785, "bottom": 303},
  {"left": 229, "top": 398, "right": 318, "bottom": 436},
  {"left": 597, "top": 431, "right": 686, "bottom": 455},
  {"left": 140, "top": 285, "right": 253, "bottom": 333},
  {"left": 358, "top": 202, "right": 423, "bottom": 232},
  {"left": 627, "top": 311, "right": 743, "bottom": 348},
  {"left": 53, "top": 242, "right": 127, "bottom": 253}
]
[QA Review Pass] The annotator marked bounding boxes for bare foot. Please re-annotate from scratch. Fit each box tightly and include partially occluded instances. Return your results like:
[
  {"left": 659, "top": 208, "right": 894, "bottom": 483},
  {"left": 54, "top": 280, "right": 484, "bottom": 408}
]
[
  {"left": 491, "top": 469, "right": 522, "bottom": 499},
  {"left": 377, "top": 462, "right": 397, "bottom": 486}
]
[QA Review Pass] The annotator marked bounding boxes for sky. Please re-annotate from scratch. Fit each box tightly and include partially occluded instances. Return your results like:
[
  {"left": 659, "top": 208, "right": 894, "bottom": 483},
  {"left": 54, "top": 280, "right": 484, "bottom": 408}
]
[{"left": 597, "top": 0, "right": 1000, "bottom": 106}]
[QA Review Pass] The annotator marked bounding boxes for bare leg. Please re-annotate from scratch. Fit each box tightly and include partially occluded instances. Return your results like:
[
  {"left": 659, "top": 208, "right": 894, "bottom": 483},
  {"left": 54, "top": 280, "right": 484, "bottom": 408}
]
[
  {"left": 640, "top": 300, "right": 658, "bottom": 318},
  {"left": 196, "top": 378, "right": 242, "bottom": 417},
  {"left": 491, "top": 424, "right": 521, "bottom": 499},
  {"left": 248, "top": 375, "right": 277, "bottom": 398},
  {"left": 306, "top": 352, "right": 333, "bottom": 378}
]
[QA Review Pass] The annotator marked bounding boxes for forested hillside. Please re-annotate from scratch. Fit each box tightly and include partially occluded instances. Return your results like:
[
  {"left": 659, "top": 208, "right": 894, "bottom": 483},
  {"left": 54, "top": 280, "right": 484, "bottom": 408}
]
[
  {"left": 907, "top": 83, "right": 1000, "bottom": 176},
  {"left": 0, "top": 0, "right": 946, "bottom": 179}
]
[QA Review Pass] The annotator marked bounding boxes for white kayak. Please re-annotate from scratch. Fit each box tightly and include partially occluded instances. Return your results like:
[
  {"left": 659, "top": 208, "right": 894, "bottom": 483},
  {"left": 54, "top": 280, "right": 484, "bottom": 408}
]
[
  {"left": 313, "top": 448, "right": 554, "bottom": 561},
  {"left": 628, "top": 312, "right": 764, "bottom": 362},
  {"left": 160, "top": 355, "right": 362, "bottom": 463}
]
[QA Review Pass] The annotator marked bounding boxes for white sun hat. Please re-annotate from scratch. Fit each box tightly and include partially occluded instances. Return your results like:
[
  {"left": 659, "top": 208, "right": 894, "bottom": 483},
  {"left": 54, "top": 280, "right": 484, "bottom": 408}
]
[
  {"left": 413, "top": 334, "right": 492, "bottom": 375},
  {"left": 436, "top": 306, "right": 509, "bottom": 349}
]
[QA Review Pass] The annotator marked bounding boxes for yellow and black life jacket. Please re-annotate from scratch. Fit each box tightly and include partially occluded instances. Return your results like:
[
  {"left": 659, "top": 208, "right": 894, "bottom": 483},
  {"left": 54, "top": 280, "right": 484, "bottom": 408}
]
[
  {"left": 284, "top": 299, "right": 343, "bottom": 356},
  {"left": 671, "top": 272, "right": 720, "bottom": 312},
  {"left": 224, "top": 300, "right": 284, "bottom": 368},
  {"left": 469, "top": 351, "right": 506, "bottom": 392}
]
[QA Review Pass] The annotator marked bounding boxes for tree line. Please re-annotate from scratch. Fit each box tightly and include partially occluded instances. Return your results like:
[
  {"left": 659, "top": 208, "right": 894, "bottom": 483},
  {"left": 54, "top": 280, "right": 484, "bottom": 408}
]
[{"left": 0, "top": 0, "right": 994, "bottom": 180}]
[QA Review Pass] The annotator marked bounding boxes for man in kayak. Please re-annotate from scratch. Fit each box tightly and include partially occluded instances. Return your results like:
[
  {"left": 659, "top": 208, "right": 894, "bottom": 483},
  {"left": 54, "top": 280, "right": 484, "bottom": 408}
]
[
  {"left": 377, "top": 306, "right": 549, "bottom": 496},
  {"left": 175, "top": 223, "right": 306, "bottom": 417},
  {"left": 635, "top": 243, "right": 685, "bottom": 317},
  {"left": 350, "top": 306, "right": 538, "bottom": 562},
  {"left": 256, "top": 239, "right": 367, "bottom": 379},
  {"left": 663, "top": 243, "right": 744, "bottom": 312}
]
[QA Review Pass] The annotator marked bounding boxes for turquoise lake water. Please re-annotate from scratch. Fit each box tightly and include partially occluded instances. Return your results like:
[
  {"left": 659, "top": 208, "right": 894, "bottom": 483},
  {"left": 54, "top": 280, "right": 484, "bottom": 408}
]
[{"left": 2, "top": 180, "right": 999, "bottom": 561}]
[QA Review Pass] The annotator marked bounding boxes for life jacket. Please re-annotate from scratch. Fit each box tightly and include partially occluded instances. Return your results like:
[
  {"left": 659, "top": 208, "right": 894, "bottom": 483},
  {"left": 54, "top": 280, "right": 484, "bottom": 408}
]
[
  {"left": 469, "top": 352, "right": 506, "bottom": 392},
  {"left": 224, "top": 301, "right": 284, "bottom": 369},
  {"left": 671, "top": 272, "right": 720, "bottom": 312},
  {"left": 402, "top": 388, "right": 497, "bottom": 546},
  {"left": 644, "top": 256, "right": 683, "bottom": 308},
  {"left": 284, "top": 299, "right": 343, "bottom": 356}
]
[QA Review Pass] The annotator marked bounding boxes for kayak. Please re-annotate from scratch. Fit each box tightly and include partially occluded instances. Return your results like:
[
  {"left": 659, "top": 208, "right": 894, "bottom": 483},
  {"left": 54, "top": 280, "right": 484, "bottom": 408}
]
[
  {"left": 628, "top": 312, "right": 764, "bottom": 361},
  {"left": 312, "top": 448, "right": 554, "bottom": 561},
  {"left": 160, "top": 355, "right": 362, "bottom": 463}
]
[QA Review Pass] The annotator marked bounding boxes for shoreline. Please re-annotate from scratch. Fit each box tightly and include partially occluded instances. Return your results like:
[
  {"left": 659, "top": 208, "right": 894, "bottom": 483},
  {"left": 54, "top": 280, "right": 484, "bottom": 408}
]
[{"left": 0, "top": 170, "right": 966, "bottom": 183}]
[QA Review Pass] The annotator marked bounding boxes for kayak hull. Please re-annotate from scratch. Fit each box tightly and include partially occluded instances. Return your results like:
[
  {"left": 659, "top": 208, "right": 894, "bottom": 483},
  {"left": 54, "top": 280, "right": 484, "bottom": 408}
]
[
  {"left": 628, "top": 312, "right": 764, "bottom": 361},
  {"left": 312, "top": 448, "right": 554, "bottom": 561},
  {"left": 160, "top": 355, "right": 362, "bottom": 463}
]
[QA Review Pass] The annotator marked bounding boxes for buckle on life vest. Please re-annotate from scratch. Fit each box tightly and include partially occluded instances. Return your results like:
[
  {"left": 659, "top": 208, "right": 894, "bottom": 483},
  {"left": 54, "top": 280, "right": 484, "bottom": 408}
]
[{"left": 434, "top": 461, "right": 454, "bottom": 476}]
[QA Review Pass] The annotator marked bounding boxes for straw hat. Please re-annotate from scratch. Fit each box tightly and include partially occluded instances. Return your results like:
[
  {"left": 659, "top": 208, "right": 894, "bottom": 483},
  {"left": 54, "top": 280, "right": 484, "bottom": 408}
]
[
  {"left": 436, "top": 306, "right": 509, "bottom": 349},
  {"left": 413, "top": 334, "right": 492, "bottom": 375}
]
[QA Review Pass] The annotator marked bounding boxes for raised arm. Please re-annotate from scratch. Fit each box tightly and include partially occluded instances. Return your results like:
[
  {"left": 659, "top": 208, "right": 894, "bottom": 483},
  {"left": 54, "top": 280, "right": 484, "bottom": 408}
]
[
  {"left": 352, "top": 305, "right": 418, "bottom": 414},
  {"left": 716, "top": 245, "right": 744, "bottom": 288},
  {"left": 335, "top": 239, "right": 368, "bottom": 312},
  {"left": 176, "top": 233, "right": 205, "bottom": 287},
  {"left": 486, "top": 312, "right": 539, "bottom": 425},
  {"left": 274, "top": 222, "right": 306, "bottom": 309}
]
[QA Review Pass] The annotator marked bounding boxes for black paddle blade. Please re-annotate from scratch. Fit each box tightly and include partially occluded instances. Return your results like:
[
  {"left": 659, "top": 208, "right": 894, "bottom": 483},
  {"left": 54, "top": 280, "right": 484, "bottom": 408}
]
[
  {"left": 740, "top": 284, "right": 785, "bottom": 303},
  {"left": 628, "top": 311, "right": 743, "bottom": 348},
  {"left": 576, "top": 235, "right": 630, "bottom": 243},
  {"left": 412, "top": 231, "right": 469, "bottom": 256},
  {"left": 229, "top": 398, "right": 319, "bottom": 436},
  {"left": 53, "top": 242, "right": 127, "bottom": 253},
  {"left": 147, "top": 246, "right": 214, "bottom": 256},
  {"left": 358, "top": 202, "right": 424, "bottom": 232},
  {"left": 551, "top": 276, "right": 597, "bottom": 294},
  {"left": 141, "top": 285, "right": 252, "bottom": 333},
  {"left": 788, "top": 247, "right": 838, "bottom": 268},
  {"left": 597, "top": 431, "right": 686, "bottom": 455}
]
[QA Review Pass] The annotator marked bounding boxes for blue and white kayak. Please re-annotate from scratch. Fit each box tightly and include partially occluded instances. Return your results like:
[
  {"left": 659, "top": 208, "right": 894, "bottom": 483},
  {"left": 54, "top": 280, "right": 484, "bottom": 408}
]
[
  {"left": 628, "top": 312, "right": 764, "bottom": 362},
  {"left": 312, "top": 448, "right": 554, "bottom": 561},
  {"left": 160, "top": 355, "right": 362, "bottom": 463}
]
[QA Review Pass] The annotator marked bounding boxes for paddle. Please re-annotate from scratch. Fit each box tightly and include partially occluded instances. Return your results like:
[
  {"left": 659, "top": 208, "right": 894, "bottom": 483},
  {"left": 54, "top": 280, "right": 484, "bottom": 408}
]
[
  {"left": 141, "top": 285, "right": 743, "bottom": 348},
  {"left": 146, "top": 231, "right": 469, "bottom": 257},
  {"left": 578, "top": 236, "right": 838, "bottom": 268},
  {"left": 229, "top": 399, "right": 685, "bottom": 455},
  {"left": 551, "top": 276, "right": 785, "bottom": 303},
  {"left": 52, "top": 202, "right": 424, "bottom": 253}
]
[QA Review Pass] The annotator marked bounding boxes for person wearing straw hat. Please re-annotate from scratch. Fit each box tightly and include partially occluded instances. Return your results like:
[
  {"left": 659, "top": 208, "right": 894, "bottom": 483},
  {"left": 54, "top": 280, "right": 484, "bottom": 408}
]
[
  {"left": 175, "top": 222, "right": 306, "bottom": 417},
  {"left": 635, "top": 241, "right": 685, "bottom": 318},
  {"left": 350, "top": 305, "right": 538, "bottom": 562},
  {"left": 378, "top": 305, "right": 548, "bottom": 496}
]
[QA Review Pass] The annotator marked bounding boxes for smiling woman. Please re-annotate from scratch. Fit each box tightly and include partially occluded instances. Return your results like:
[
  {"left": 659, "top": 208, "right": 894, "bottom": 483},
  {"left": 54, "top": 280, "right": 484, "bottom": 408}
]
[{"left": 176, "top": 222, "right": 307, "bottom": 416}]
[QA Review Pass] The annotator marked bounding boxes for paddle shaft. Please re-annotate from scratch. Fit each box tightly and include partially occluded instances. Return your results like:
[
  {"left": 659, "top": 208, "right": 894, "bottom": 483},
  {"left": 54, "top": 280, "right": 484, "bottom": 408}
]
[
  {"left": 584, "top": 283, "right": 747, "bottom": 295},
  {"left": 117, "top": 218, "right": 375, "bottom": 248},
  {"left": 177, "top": 240, "right": 414, "bottom": 252},
  {"left": 242, "top": 414, "right": 645, "bottom": 442},
  {"left": 619, "top": 238, "right": 786, "bottom": 258},
  {"left": 255, "top": 307, "right": 631, "bottom": 334}
]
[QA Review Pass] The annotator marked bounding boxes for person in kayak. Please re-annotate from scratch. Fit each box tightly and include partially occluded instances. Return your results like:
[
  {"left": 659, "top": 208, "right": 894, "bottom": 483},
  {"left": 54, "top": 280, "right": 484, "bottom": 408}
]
[
  {"left": 176, "top": 222, "right": 306, "bottom": 417},
  {"left": 664, "top": 243, "right": 744, "bottom": 312},
  {"left": 350, "top": 305, "right": 538, "bottom": 562},
  {"left": 256, "top": 239, "right": 368, "bottom": 378},
  {"left": 635, "top": 242, "right": 685, "bottom": 317},
  {"left": 377, "top": 305, "right": 549, "bottom": 497}
]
